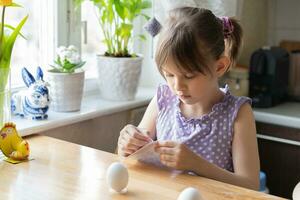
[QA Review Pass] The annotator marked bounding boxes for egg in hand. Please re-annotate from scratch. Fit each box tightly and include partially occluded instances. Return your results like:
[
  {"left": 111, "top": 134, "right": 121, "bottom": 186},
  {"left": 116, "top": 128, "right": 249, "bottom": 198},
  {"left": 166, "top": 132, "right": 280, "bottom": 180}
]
[{"left": 106, "top": 162, "right": 129, "bottom": 193}]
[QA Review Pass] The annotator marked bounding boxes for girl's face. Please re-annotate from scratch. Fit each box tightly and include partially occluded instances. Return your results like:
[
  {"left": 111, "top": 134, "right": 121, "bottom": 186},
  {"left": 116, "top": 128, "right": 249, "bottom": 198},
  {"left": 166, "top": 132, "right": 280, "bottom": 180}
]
[{"left": 162, "top": 58, "right": 220, "bottom": 105}]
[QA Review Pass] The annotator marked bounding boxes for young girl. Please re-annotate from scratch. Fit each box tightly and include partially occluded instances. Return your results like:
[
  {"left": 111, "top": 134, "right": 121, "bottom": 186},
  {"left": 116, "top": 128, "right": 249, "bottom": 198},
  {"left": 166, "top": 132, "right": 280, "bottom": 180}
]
[{"left": 117, "top": 7, "right": 260, "bottom": 190}]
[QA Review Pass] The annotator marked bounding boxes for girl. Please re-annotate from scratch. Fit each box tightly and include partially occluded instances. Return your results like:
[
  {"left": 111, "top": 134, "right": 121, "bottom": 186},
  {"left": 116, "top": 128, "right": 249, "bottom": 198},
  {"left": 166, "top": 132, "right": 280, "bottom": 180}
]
[{"left": 117, "top": 7, "right": 260, "bottom": 190}]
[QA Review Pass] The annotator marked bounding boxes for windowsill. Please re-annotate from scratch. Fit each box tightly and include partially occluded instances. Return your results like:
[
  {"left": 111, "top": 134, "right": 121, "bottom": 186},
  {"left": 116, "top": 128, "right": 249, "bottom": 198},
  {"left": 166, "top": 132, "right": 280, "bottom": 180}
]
[
  {"left": 15, "top": 87, "right": 156, "bottom": 137},
  {"left": 13, "top": 82, "right": 300, "bottom": 137}
]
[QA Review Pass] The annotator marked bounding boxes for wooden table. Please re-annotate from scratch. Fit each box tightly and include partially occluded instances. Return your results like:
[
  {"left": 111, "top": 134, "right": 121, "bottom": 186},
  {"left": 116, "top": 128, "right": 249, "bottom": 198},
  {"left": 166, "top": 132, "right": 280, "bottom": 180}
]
[{"left": 0, "top": 135, "right": 286, "bottom": 200}]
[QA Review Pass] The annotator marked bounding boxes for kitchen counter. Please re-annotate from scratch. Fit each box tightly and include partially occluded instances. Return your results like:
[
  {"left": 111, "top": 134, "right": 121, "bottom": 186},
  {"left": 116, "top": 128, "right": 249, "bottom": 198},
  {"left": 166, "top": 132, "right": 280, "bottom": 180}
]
[{"left": 253, "top": 102, "right": 300, "bottom": 129}]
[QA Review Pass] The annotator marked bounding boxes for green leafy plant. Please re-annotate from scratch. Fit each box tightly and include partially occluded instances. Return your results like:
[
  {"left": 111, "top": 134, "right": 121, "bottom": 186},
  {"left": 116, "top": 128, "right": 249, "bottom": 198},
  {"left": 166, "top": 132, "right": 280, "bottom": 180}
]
[
  {"left": 49, "top": 45, "right": 86, "bottom": 73},
  {"left": 0, "top": 1, "right": 28, "bottom": 127},
  {"left": 74, "top": 0, "right": 151, "bottom": 57}
]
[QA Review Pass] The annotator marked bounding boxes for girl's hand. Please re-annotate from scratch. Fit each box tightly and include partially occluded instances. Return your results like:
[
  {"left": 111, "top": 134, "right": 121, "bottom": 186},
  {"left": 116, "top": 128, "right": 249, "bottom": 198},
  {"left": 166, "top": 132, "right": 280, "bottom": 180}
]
[
  {"left": 118, "top": 124, "right": 152, "bottom": 157},
  {"left": 155, "top": 141, "right": 198, "bottom": 170}
]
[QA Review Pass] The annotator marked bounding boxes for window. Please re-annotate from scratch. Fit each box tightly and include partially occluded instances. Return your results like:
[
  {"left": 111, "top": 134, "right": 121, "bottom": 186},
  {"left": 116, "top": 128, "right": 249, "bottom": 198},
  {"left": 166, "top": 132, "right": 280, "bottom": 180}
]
[
  {"left": 8, "top": 0, "right": 64, "bottom": 88},
  {"left": 80, "top": 1, "right": 106, "bottom": 79},
  {"left": 6, "top": 0, "right": 41, "bottom": 87},
  {"left": 78, "top": 1, "right": 146, "bottom": 80}
]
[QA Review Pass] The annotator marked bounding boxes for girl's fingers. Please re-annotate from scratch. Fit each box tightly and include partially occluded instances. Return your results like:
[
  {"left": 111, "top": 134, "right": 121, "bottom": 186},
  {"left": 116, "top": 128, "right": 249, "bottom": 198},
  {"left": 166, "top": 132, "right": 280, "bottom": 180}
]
[
  {"left": 155, "top": 147, "right": 175, "bottom": 155},
  {"left": 160, "top": 154, "right": 176, "bottom": 162},
  {"left": 156, "top": 140, "right": 177, "bottom": 148},
  {"left": 119, "top": 149, "right": 135, "bottom": 157},
  {"left": 161, "top": 160, "right": 176, "bottom": 168},
  {"left": 124, "top": 125, "right": 151, "bottom": 141},
  {"left": 119, "top": 137, "right": 140, "bottom": 151},
  {"left": 124, "top": 130, "right": 149, "bottom": 147}
]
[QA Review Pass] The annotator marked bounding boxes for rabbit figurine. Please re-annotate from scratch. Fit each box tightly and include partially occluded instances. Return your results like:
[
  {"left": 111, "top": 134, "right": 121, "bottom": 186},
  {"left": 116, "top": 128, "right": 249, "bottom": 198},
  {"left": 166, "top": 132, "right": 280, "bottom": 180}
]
[{"left": 11, "top": 67, "right": 50, "bottom": 120}]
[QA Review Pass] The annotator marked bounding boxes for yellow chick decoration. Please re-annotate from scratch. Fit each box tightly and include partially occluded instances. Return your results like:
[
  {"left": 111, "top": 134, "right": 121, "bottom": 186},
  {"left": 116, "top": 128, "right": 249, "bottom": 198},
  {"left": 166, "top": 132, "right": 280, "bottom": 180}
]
[{"left": 0, "top": 122, "right": 30, "bottom": 161}]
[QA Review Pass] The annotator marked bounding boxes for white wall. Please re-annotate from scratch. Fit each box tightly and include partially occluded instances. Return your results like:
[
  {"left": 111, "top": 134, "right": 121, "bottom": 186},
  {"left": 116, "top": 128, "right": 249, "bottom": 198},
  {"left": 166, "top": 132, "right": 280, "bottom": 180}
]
[
  {"left": 267, "top": 0, "right": 300, "bottom": 45},
  {"left": 138, "top": 0, "right": 300, "bottom": 87},
  {"left": 138, "top": 0, "right": 243, "bottom": 87}
]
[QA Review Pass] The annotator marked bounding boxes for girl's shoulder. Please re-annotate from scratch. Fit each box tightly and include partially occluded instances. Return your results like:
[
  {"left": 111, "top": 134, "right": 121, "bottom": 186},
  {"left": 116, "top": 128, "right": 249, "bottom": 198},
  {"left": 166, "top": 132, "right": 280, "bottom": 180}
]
[
  {"left": 156, "top": 84, "right": 177, "bottom": 111},
  {"left": 221, "top": 85, "right": 252, "bottom": 120}
]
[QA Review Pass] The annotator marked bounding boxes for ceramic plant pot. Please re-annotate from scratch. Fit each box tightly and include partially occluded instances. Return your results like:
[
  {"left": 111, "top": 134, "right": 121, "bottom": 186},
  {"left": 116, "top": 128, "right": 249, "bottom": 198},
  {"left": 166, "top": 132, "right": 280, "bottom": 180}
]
[
  {"left": 96, "top": 55, "right": 143, "bottom": 101},
  {"left": 46, "top": 70, "right": 85, "bottom": 112}
]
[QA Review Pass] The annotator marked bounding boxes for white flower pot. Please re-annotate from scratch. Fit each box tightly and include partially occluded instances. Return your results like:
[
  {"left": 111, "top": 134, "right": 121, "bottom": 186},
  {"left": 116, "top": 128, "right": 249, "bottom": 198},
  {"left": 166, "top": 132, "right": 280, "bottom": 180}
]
[
  {"left": 46, "top": 70, "right": 85, "bottom": 112},
  {"left": 96, "top": 55, "right": 143, "bottom": 101}
]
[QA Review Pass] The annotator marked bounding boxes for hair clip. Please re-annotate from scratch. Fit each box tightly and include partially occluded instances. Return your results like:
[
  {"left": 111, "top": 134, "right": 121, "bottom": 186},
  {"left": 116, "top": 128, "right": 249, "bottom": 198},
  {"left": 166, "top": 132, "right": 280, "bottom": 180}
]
[
  {"left": 144, "top": 17, "right": 162, "bottom": 37},
  {"left": 219, "top": 16, "right": 234, "bottom": 39}
]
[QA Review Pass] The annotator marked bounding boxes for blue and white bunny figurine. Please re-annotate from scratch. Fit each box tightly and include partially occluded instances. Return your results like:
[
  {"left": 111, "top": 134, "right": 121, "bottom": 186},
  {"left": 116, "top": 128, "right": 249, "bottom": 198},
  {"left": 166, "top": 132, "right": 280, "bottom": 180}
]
[{"left": 11, "top": 67, "right": 50, "bottom": 120}]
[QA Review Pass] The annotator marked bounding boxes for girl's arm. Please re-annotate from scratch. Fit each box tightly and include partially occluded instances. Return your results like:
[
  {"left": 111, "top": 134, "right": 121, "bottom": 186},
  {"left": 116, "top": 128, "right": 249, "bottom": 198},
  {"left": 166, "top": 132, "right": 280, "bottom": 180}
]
[
  {"left": 192, "top": 103, "right": 260, "bottom": 190},
  {"left": 156, "top": 103, "right": 260, "bottom": 190},
  {"left": 117, "top": 96, "right": 158, "bottom": 156},
  {"left": 138, "top": 95, "right": 158, "bottom": 140}
]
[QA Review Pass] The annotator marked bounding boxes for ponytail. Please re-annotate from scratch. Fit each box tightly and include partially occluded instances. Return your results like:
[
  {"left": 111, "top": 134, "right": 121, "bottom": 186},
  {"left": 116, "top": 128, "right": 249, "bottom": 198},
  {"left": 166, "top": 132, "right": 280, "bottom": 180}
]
[{"left": 224, "top": 18, "right": 243, "bottom": 68}]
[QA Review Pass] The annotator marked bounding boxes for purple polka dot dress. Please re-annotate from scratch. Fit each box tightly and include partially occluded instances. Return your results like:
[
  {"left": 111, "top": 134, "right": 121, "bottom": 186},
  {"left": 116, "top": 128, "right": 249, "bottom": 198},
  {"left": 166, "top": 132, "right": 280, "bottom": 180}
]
[{"left": 156, "top": 84, "right": 251, "bottom": 172}]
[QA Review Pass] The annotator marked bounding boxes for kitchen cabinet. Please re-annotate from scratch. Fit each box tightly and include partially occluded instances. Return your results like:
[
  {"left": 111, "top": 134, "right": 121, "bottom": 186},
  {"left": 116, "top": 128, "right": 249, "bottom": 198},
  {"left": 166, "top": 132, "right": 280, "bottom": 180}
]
[
  {"left": 41, "top": 106, "right": 147, "bottom": 153},
  {"left": 256, "top": 122, "right": 300, "bottom": 199}
]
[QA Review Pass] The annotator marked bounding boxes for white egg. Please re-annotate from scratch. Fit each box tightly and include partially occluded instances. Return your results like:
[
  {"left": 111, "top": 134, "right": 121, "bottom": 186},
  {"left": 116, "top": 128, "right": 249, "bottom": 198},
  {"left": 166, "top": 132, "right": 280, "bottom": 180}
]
[
  {"left": 293, "top": 182, "right": 300, "bottom": 200},
  {"left": 106, "top": 162, "right": 129, "bottom": 193},
  {"left": 177, "top": 187, "right": 203, "bottom": 200}
]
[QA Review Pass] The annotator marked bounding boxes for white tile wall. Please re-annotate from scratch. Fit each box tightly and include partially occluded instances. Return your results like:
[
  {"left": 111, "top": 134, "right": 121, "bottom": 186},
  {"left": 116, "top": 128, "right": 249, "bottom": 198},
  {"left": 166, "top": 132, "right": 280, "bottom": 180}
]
[
  {"left": 138, "top": 0, "right": 300, "bottom": 87},
  {"left": 268, "top": 0, "right": 300, "bottom": 45}
]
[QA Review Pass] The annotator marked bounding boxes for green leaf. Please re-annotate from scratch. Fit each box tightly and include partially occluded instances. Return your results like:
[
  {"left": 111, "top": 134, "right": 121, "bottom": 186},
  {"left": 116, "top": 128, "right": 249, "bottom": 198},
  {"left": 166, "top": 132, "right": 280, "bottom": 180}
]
[
  {"left": 0, "top": 24, "right": 27, "bottom": 39},
  {"left": 137, "top": 34, "right": 146, "bottom": 41},
  {"left": 140, "top": 0, "right": 151, "bottom": 9},
  {"left": 120, "top": 23, "right": 132, "bottom": 38},
  {"left": 114, "top": 0, "right": 125, "bottom": 20},
  {"left": 6, "top": 3, "right": 23, "bottom": 8},
  {"left": 56, "top": 57, "right": 63, "bottom": 67},
  {"left": 0, "top": 15, "right": 28, "bottom": 68},
  {"left": 73, "top": 61, "right": 86, "bottom": 69},
  {"left": 73, "top": 0, "right": 85, "bottom": 8},
  {"left": 140, "top": 13, "right": 150, "bottom": 21},
  {"left": 48, "top": 68, "right": 64, "bottom": 73},
  {"left": 75, "top": 0, "right": 152, "bottom": 57}
]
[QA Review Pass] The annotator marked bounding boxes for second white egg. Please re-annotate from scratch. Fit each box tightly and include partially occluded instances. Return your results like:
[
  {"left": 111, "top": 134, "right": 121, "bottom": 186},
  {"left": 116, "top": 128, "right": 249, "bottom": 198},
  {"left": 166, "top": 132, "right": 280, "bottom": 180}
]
[
  {"left": 177, "top": 187, "right": 203, "bottom": 200},
  {"left": 106, "top": 162, "right": 129, "bottom": 193}
]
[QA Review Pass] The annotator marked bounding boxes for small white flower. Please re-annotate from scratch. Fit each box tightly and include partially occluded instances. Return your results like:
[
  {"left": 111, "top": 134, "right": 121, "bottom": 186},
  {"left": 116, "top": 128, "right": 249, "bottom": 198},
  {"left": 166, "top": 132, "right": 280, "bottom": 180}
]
[
  {"left": 68, "top": 45, "right": 77, "bottom": 52},
  {"left": 68, "top": 54, "right": 80, "bottom": 64},
  {"left": 56, "top": 46, "right": 67, "bottom": 55},
  {"left": 55, "top": 45, "right": 82, "bottom": 67}
]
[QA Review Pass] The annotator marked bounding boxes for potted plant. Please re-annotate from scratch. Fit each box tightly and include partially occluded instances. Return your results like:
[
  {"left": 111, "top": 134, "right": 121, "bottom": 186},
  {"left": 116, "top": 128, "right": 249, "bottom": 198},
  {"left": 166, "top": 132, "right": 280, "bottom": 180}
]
[
  {"left": 46, "top": 45, "right": 86, "bottom": 112},
  {"left": 0, "top": 0, "right": 28, "bottom": 127},
  {"left": 74, "top": 0, "right": 151, "bottom": 101}
]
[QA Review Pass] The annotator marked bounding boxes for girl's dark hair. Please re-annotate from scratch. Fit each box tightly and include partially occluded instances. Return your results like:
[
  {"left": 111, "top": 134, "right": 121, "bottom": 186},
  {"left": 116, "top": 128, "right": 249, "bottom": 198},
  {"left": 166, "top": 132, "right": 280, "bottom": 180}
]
[{"left": 155, "top": 7, "right": 243, "bottom": 75}]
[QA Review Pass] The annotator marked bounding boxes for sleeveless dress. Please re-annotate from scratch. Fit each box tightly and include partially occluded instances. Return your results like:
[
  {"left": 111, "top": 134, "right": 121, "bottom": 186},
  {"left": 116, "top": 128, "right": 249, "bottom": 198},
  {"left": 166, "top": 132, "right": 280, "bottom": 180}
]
[{"left": 156, "top": 84, "right": 251, "bottom": 172}]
